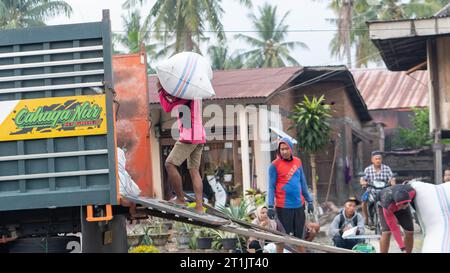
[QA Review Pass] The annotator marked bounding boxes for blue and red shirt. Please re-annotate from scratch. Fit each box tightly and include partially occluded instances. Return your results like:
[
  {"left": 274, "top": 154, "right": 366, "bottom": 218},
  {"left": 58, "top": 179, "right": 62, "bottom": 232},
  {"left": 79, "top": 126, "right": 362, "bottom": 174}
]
[{"left": 268, "top": 138, "right": 313, "bottom": 209}]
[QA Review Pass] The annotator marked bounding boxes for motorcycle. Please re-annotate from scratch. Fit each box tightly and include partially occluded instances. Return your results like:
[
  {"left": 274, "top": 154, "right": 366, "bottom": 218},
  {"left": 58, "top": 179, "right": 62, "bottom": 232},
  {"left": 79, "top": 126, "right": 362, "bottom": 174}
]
[
  {"left": 202, "top": 168, "right": 228, "bottom": 209},
  {"left": 366, "top": 180, "right": 390, "bottom": 234}
]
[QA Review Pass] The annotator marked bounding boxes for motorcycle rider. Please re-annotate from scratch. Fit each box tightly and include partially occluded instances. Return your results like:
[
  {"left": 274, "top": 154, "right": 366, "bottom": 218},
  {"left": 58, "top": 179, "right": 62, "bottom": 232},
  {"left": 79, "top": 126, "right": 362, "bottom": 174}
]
[{"left": 360, "top": 151, "right": 394, "bottom": 228}]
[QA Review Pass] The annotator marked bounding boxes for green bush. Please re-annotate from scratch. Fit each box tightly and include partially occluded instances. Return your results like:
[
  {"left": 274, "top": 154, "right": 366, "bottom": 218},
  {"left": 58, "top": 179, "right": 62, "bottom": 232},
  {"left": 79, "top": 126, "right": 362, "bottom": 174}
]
[{"left": 393, "top": 107, "right": 432, "bottom": 149}]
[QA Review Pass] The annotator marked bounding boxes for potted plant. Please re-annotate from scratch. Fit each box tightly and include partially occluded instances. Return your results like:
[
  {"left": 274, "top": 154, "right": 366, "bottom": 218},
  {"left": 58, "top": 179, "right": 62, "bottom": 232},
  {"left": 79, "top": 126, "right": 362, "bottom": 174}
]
[
  {"left": 222, "top": 163, "right": 233, "bottom": 182},
  {"left": 196, "top": 228, "right": 214, "bottom": 249},
  {"left": 162, "top": 220, "right": 173, "bottom": 232},
  {"left": 174, "top": 222, "right": 194, "bottom": 248},
  {"left": 245, "top": 188, "right": 267, "bottom": 209},
  {"left": 211, "top": 230, "right": 237, "bottom": 251},
  {"left": 146, "top": 222, "right": 170, "bottom": 247},
  {"left": 127, "top": 224, "right": 146, "bottom": 247}
]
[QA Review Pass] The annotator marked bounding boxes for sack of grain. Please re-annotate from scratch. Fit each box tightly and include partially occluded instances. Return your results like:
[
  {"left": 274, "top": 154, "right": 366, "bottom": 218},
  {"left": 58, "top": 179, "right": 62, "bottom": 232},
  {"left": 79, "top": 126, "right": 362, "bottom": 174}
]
[
  {"left": 156, "top": 52, "right": 215, "bottom": 99},
  {"left": 409, "top": 181, "right": 450, "bottom": 253}
]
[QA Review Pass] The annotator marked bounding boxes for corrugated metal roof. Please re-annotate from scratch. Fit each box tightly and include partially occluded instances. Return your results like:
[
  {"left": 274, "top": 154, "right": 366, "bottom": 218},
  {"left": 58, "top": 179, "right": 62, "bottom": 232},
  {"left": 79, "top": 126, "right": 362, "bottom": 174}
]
[
  {"left": 351, "top": 68, "right": 428, "bottom": 110},
  {"left": 148, "top": 67, "right": 301, "bottom": 103}
]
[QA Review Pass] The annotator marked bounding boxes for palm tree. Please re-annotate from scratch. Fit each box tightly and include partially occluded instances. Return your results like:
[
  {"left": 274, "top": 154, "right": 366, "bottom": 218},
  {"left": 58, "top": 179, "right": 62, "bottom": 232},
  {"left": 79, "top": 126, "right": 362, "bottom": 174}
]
[
  {"left": 113, "top": 10, "right": 154, "bottom": 54},
  {"left": 235, "top": 4, "right": 308, "bottom": 68},
  {"left": 113, "top": 10, "right": 160, "bottom": 73},
  {"left": 326, "top": 0, "right": 447, "bottom": 68},
  {"left": 289, "top": 95, "right": 332, "bottom": 221},
  {"left": 123, "top": 0, "right": 252, "bottom": 56},
  {"left": 0, "top": 0, "right": 72, "bottom": 29},
  {"left": 327, "top": 0, "right": 354, "bottom": 68},
  {"left": 208, "top": 44, "right": 244, "bottom": 70}
]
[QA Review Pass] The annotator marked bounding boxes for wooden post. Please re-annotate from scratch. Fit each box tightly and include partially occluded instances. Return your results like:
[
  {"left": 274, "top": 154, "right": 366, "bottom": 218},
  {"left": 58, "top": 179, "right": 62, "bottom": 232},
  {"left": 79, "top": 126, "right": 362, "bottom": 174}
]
[
  {"left": 239, "top": 108, "right": 251, "bottom": 193},
  {"left": 428, "top": 39, "right": 443, "bottom": 184},
  {"left": 310, "top": 153, "right": 319, "bottom": 223}
]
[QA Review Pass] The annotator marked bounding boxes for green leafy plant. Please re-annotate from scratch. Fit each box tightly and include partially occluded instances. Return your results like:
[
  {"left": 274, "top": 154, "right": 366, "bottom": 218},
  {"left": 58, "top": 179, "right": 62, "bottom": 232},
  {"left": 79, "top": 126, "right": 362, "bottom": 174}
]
[
  {"left": 245, "top": 188, "right": 267, "bottom": 207},
  {"left": 174, "top": 222, "right": 194, "bottom": 233},
  {"left": 204, "top": 166, "right": 216, "bottom": 176},
  {"left": 218, "top": 198, "right": 251, "bottom": 222},
  {"left": 189, "top": 235, "right": 198, "bottom": 250},
  {"left": 210, "top": 230, "right": 239, "bottom": 250},
  {"left": 141, "top": 226, "right": 153, "bottom": 246},
  {"left": 147, "top": 221, "right": 165, "bottom": 235},
  {"left": 198, "top": 227, "right": 215, "bottom": 238},
  {"left": 393, "top": 107, "right": 432, "bottom": 149},
  {"left": 222, "top": 163, "right": 234, "bottom": 174}
]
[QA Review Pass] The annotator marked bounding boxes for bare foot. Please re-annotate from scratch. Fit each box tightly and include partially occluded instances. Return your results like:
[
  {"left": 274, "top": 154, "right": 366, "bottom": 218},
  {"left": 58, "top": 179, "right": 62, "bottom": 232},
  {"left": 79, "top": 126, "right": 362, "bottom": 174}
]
[
  {"left": 169, "top": 196, "right": 186, "bottom": 206},
  {"left": 195, "top": 204, "right": 205, "bottom": 214}
]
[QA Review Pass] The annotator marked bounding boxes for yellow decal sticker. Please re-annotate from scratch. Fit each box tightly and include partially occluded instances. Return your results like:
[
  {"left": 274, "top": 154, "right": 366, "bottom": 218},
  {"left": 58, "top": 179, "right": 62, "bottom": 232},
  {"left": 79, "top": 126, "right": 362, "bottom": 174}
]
[{"left": 0, "top": 95, "right": 107, "bottom": 141}]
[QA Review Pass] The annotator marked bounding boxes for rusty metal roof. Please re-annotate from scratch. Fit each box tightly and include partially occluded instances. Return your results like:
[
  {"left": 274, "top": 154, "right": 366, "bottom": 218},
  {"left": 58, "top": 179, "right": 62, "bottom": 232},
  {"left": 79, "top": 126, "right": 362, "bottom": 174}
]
[
  {"left": 351, "top": 68, "right": 428, "bottom": 110},
  {"left": 148, "top": 67, "right": 301, "bottom": 103}
]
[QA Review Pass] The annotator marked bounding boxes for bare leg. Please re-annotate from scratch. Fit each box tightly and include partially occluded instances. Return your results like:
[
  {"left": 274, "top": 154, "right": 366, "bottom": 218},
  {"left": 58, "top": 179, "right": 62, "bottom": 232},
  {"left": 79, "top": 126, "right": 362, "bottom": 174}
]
[
  {"left": 361, "top": 201, "right": 369, "bottom": 225},
  {"left": 305, "top": 223, "right": 320, "bottom": 242},
  {"left": 189, "top": 168, "right": 203, "bottom": 213},
  {"left": 380, "top": 232, "right": 391, "bottom": 253},
  {"left": 404, "top": 231, "right": 414, "bottom": 253},
  {"left": 165, "top": 162, "right": 185, "bottom": 204}
]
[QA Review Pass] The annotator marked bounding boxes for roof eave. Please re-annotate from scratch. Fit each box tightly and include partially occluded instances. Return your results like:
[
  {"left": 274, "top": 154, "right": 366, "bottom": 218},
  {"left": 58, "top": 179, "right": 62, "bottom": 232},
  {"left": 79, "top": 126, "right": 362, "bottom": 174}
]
[{"left": 368, "top": 16, "right": 450, "bottom": 71}]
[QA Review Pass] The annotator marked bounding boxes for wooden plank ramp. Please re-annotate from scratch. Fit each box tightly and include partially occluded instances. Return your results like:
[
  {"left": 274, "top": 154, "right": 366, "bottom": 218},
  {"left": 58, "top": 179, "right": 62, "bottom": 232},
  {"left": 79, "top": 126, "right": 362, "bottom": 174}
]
[{"left": 123, "top": 195, "right": 354, "bottom": 253}]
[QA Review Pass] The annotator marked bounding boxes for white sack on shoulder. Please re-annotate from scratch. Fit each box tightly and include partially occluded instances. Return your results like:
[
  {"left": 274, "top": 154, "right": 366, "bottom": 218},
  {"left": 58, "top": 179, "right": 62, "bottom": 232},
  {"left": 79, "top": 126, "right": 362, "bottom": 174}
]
[
  {"left": 156, "top": 51, "right": 215, "bottom": 100},
  {"left": 409, "top": 181, "right": 450, "bottom": 253}
]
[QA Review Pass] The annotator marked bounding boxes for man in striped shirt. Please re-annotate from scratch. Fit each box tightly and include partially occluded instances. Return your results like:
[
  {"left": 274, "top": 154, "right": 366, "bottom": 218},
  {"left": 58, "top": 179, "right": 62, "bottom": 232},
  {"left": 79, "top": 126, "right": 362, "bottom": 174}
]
[{"left": 360, "top": 151, "right": 394, "bottom": 227}]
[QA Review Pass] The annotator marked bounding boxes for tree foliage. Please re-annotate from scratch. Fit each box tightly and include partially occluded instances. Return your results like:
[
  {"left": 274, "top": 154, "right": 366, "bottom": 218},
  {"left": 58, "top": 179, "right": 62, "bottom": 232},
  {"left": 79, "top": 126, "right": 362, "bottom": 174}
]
[
  {"left": 289, "top": 95, "right": 332, "bottom": 154},
  {"left": 393, "top": 107, "right": 433, "bottom": 149}
]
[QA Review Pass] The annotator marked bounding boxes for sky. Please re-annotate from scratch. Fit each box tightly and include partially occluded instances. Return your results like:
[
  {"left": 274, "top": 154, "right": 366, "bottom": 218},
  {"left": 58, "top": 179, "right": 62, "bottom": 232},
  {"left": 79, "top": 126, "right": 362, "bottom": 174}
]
[{"left": 47, "top": 0, "right": 360, "bottom": 68}]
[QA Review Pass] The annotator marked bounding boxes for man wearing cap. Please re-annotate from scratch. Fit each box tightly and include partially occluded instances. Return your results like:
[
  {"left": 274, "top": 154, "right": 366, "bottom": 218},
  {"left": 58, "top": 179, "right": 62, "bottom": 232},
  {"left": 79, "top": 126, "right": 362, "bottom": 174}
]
[
  {"left": 329, "top": 197, "right": 365, "bottom": 250},
  {"left": 378, "top": 184, "right": 416, "bottom": 253},
  {"left": 360, "top": 151, "right": 394, "bottom": 227},
  {"left": 267, "top": 137, "right": 314, "bottom": 252}
]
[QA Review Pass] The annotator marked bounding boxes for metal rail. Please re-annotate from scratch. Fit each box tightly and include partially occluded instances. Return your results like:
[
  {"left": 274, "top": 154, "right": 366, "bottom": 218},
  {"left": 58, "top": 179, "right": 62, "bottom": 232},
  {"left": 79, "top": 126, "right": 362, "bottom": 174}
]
[
  {"left": 0, "top": 149, "right": 108, "bottom": 162},
  {"left": 0, "top": 82, "right": 104, "bottom": 94},
  {"left": 0, "top": 169, "right": 109, "bottom": 181},
  {"left": 0, "top": 45, "right": 103, "bottom": 59}
]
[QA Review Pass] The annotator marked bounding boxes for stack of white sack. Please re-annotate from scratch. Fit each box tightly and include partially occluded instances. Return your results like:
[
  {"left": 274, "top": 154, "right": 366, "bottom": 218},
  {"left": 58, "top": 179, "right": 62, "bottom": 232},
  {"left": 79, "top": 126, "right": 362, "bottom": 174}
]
[
  {"left": 117, "top": 148, "right": 141, "bottom": 197},
  {"left": 156, "top": 52, "right": 215, "bottom": 100},
  {"left": 409, "top": 181, "right": 450, "bottom": 253}
]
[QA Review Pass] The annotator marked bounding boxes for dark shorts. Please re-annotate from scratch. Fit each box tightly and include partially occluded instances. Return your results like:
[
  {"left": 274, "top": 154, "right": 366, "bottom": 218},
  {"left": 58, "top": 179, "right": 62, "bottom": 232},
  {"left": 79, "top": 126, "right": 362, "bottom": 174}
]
[
  {"left": 276, "top": 207, "right": 305, "bottom": 239},
  {"left": 378, "top": 206, "right": 414, "bottom": 232}
]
